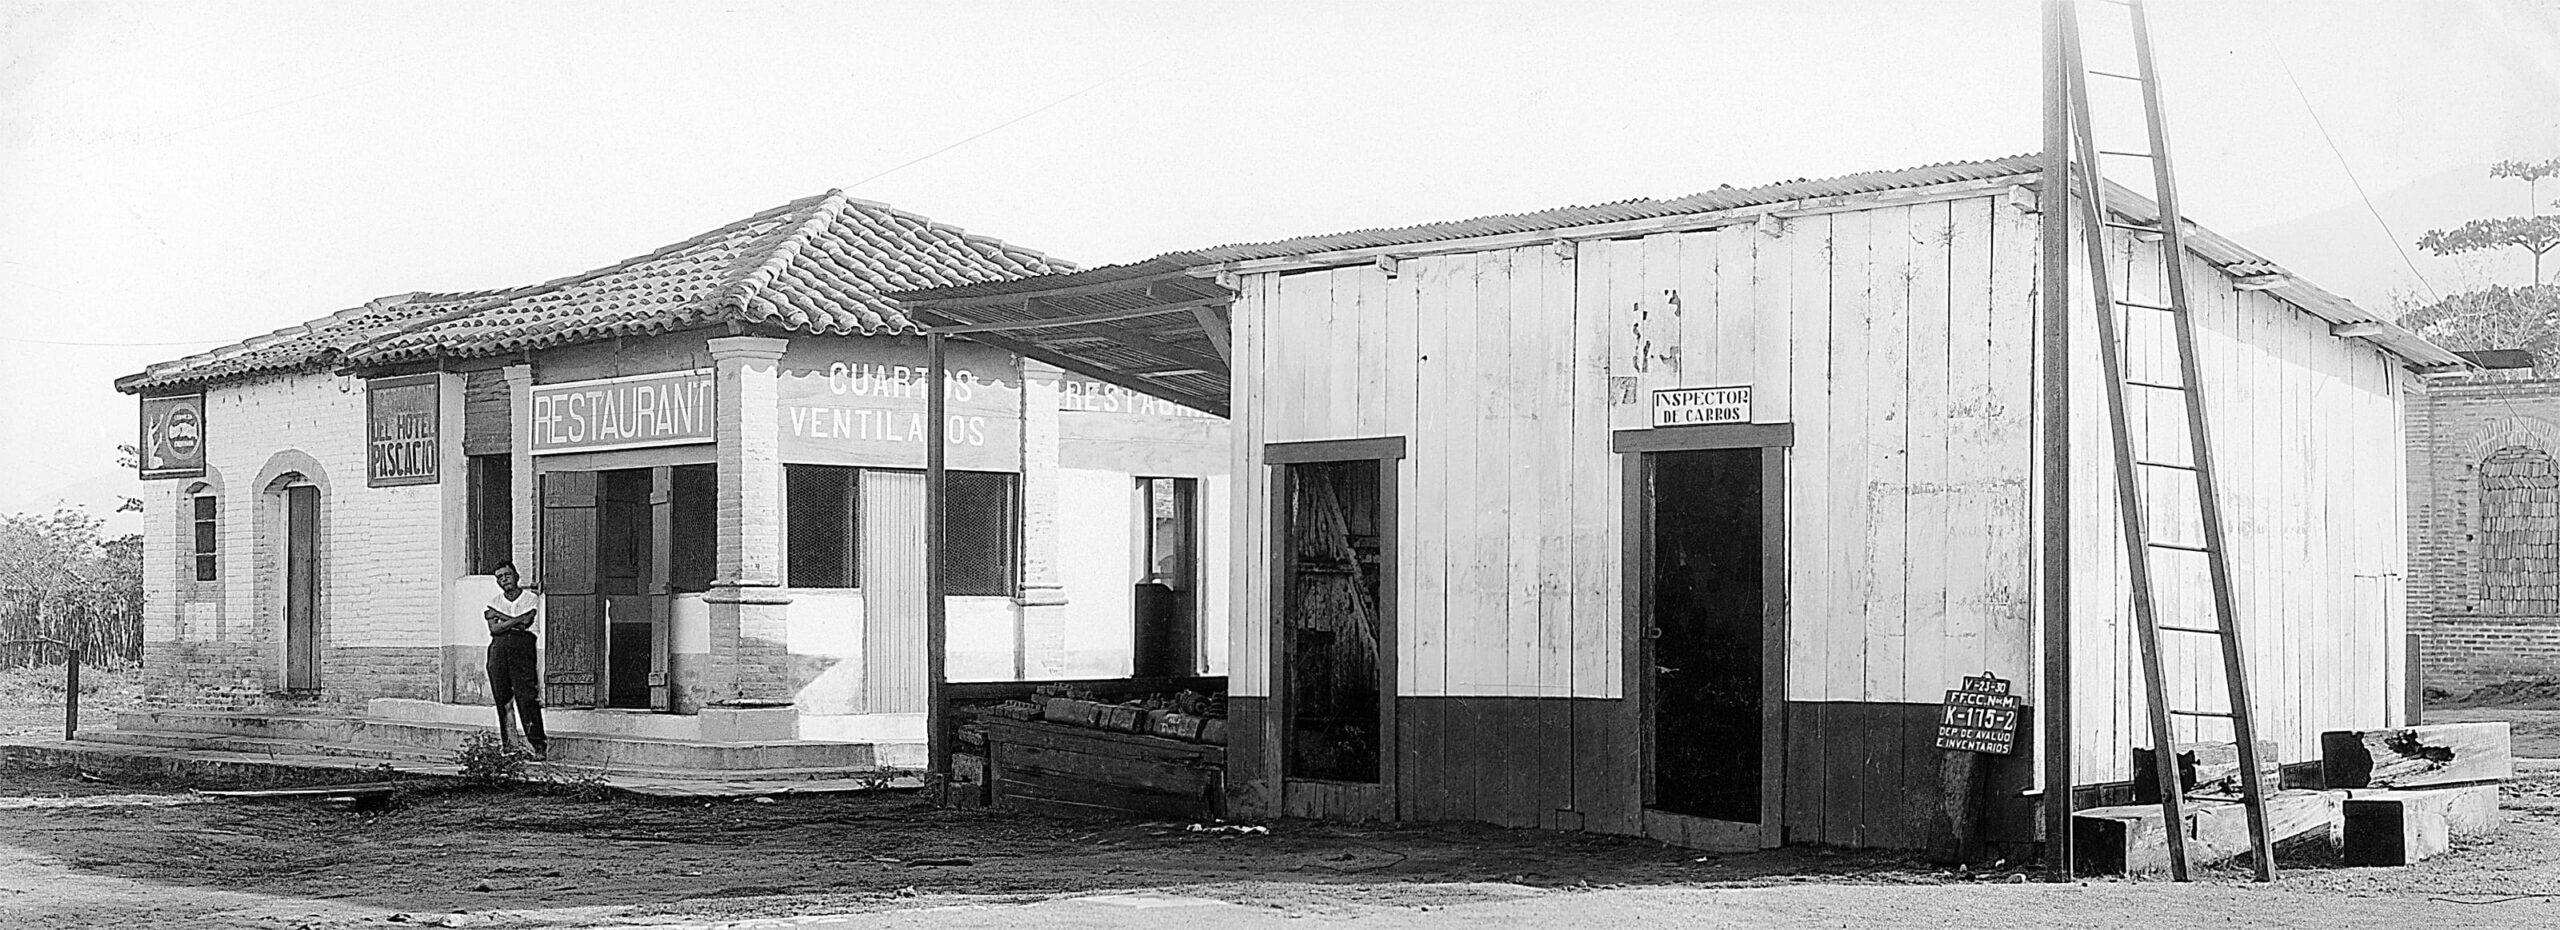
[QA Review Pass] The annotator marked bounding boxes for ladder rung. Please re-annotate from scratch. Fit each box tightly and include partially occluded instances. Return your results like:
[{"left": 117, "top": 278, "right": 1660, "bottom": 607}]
[
  {"left": 2101, "top": 150, "right": 2156, "bottom": 159},
  {"left": 2088, "top": 69, "right": 2145, "bottom": 83},
  {"left": 2168, "top": 709, "right": 2237, "bottom": 719},
  {"left": 2158, "top": 624, "right": 2223, "bottom": 635},
  {"left": 2105, "top": 221, "right": 2165, "bottom": 234},
  {"left": 2125, "top": 379, "right": 2186, "bottom": 391},
  {"left": 2135, "top": 459, "right": 2197, "bottom": 471},
  {"left": 2146, "top": 540, "right": 2212, "bottom": 553},
  {"left": 2117, "top": 298, "right": 2176, "bottom": 312}
]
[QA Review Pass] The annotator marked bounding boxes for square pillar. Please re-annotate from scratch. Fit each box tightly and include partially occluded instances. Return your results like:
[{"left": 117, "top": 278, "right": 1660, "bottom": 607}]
[
  {"left": 702, "top": 335, "right": 795, "bottom": 709},
  {"left": 1016, "top": 358, "right": 1069, "bottom": 678}
]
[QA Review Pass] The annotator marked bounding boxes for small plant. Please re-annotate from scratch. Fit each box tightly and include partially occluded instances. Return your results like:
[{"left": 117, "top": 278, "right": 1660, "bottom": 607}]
[{"left": 453, "top": 731, "right": 530, "bottom": 784}]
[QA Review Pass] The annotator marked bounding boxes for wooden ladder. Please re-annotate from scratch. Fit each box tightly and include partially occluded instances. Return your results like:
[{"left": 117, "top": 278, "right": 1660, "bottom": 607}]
[{"left": 2057, "top": 0, "right": 2276, "bottom": 882}]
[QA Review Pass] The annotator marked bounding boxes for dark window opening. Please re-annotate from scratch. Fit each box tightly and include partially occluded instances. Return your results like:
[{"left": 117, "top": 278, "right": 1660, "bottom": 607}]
[
  {"left": 1646, "top": 448, "right": 1764, "bottom": 822},
  {"left": 787, "top": 465, "right": 861, "bottom": 588},
  {"left": 1133, "top": 477, "right": 1198, "bottom": 677},
  {"left": 191, "top": 495, "right": 218, "bottom": 582},
  {"left": 467, "top": 454, "right": 512, "bottom": 574},
  {"left": 1282, "top": 459, "right": 1382, "bottom": 783},
  {"left": 941, "top": 470, "right": 1018, "bottom": 597},
  {"left": 669, "top": 464, "right": 717, "bottom": 594}
]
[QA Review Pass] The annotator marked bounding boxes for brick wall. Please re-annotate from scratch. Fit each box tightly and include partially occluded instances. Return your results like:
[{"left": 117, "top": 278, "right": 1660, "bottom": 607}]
[
  {"left": 2407, "top": 375, "right": 2560, "bottom": 691},
  {"left": 139, "top": 370, "right": 458, "bottom": 711}
]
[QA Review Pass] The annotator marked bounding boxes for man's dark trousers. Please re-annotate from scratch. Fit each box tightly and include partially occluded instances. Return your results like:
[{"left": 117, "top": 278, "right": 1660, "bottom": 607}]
[{"left": 488, "top": 631, "right": 547, "bottom": 750}]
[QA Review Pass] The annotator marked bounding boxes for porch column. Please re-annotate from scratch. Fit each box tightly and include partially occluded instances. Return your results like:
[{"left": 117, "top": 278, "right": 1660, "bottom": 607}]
[
  {"left": 1016, "top": 359, "right": 1069, "bottom": 678},
  {"left": 703, "top": 335, "right": 795, "bottom": 710}
]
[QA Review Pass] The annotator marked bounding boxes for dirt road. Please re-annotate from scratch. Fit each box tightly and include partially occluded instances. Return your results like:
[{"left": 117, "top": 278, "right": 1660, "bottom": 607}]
[{"left": 2, "top": 760, "right": 2555, "bottom": 930}]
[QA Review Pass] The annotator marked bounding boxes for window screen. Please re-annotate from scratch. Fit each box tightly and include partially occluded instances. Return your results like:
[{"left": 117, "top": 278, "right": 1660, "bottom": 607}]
[
  {"left": 787, "top": 465, "right": 860, "bottom": 587},
  {"left": 467, "top": 454, "right": 512, "bottom": 574},
  {"left": 670, "top": 464, "right": 718, "bottom": 593},
  {"left": 942, "top": 471, "right": 1018, "bottom": 597},
  {"left": 191, "top": 495, "right": 218, "bottom": 581}
]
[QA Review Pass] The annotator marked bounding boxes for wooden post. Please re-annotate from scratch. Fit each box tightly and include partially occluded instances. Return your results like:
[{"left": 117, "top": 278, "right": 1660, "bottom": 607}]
[
  {"left": 2405, "top": 631, "right": 2423, "bottom": 726},
  {"left": 64, "top": 646, "right": 80, "bottom": 741},
  {"left": 1934, "top": 749, "right": 1989, "bottom": 865},
  {"left": 925, "top": 332, "right": 951, "bottom": 798},
  {"left": 2037, "top": 0, "right": 2077, "bottom": 881}
]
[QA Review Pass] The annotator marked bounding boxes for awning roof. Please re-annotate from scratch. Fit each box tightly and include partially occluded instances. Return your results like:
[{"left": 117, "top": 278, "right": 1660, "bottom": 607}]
[{"left": 892, "top": 257, "right": 1234, "bottom": 417}]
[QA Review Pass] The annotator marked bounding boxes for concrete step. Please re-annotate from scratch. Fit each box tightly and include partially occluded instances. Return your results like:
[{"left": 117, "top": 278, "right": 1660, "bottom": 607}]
[
  {"left": 3, "top": 738, "right": 919, "bottom": 798},
  {"left": 109, "top": 711, "right": 884, "bottom": 774}
]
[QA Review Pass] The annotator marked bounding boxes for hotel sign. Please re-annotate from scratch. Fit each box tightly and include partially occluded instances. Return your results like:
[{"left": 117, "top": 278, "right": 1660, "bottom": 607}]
[
  {"left": 137, "top": 394, "right": 207, "bottom": 480},
  {"left": 366, "top": 374, "right": 440, "bottom": 487},
  {"left": 529, "top": 369, "right": 716, "bottom": 455},
  {"left": 1652, "top": 385, "right": 1752, "bottom": 427},
  {"left": 778, "top": 359, "right": 1021, "bottom": 472}
]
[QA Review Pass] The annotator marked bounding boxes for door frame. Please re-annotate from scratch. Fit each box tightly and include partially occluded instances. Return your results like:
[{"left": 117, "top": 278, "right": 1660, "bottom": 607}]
[
  {"left": 1265, "top": 436, "right": 1403, "bottom": 822},
  {"left": 1615, "top": 423, "right": 1790, "bottom": 849}
]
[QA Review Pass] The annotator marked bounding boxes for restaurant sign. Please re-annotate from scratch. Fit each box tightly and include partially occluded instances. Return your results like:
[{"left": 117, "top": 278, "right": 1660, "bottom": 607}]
[
  {"left": 1652, "top": 385, "right": 1752, "bottom": 427},
  {"left": 529, "top": 369, "right": 716, "bottom": 455},
  {"left": 137, "top": 393, "right": 207, "bottom": 480},
  {"left": 1933, "top": 672, "right": 2022, "bottom": 755},
  {"left": 367, "top": 374, "right": 440, "bottom": 487}
]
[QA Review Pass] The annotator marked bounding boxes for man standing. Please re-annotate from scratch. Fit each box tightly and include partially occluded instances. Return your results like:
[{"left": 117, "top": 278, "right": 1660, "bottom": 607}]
[{"left": 484, "top": 561, "right": 549, "bottom": 760}]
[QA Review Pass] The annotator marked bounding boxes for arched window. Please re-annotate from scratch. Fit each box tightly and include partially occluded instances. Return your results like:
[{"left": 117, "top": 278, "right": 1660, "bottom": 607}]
[{"left": 2478, "top": 445, "right": 2560, "bottom": 614}]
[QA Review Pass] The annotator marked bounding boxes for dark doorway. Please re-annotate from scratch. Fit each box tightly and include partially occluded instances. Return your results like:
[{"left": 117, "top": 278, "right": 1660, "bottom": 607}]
[
  {"left": 1646, "top": 448, "right": 1764, "bottom": 822},
  {"left": 1133, "top": 477, "right": 1198, "bottom": 678},
  {"left": 1280, "top": 459, "right": 1383, "bottom": 783},
  {"left": 598, "top": 469, "right": 654, "bottom": 709},
  {"left": 284, "top": 484, "right": 320, "bottom": 691}
]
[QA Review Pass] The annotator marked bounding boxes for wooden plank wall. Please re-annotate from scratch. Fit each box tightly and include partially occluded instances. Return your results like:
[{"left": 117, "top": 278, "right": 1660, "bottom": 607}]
[
  {"left": 2065, "top": 229, "right": 2408, "bottom": 782},
  {"left": 1227, "top": 191, "right": 2043, "bottom": 707}
]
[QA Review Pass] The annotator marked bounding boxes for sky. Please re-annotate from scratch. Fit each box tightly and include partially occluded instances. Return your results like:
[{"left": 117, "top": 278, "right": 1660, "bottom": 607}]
[{"left": 3, "top": 0, "right": 2556, "bottom": 528}]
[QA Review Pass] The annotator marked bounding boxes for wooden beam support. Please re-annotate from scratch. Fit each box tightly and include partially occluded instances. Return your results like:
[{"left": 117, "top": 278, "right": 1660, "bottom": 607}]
[
  {"left": 2321, "top": 722, "right": 2514, "bottom": 788},
  {"left": 901, "top": 270, "right": 1220, "bottom": 308},
  {"left": 2328, "top": 321, "right": 2385, "bottom": 338},
  {"left": 922, "top": 296, "right": 1228, "bottom": 334},
  {"left": 1190, "top": 303, "right": 1233, "bottom": 369}
]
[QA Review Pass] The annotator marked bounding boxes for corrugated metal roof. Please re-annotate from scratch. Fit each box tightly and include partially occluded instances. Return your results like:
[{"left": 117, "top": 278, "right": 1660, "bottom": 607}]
[
  {"left": 899, "top": 157, "right": 2464, "bottom": 372},
  {"left": 120, "top": 191, "right": 1073, "bottom": 393}
]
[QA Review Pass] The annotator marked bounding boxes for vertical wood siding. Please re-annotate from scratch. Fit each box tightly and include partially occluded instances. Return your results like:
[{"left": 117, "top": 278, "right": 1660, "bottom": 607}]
[
  {"left": 1225, "top": 187, "right": 2407, "bottom": 779},
  {"left": 2066, "top": 229, "right": 2407, "bottom": 782}
]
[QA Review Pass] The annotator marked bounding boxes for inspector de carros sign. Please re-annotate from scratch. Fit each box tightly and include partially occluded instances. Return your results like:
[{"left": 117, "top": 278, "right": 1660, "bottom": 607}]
[
  {"left": 1652, "top": 385, "right": 1752, "bottom": 427},
  {"left": 528, "top": 369, "right": 716, "bottom": 455}
]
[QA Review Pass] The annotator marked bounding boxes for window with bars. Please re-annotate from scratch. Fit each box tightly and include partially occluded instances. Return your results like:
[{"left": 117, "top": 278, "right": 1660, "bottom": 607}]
[
  {"left": 787, "top": 465, "right": 860, "bottom": 588},
  {"left": 467, "top": 454, "right": 512, "bottom": 574},
  {"left": 191, "top": 495, "right": 218, "bottom": 581},
  {"left": 943, "top": 471, "right": 1018, "bottom": 597}
]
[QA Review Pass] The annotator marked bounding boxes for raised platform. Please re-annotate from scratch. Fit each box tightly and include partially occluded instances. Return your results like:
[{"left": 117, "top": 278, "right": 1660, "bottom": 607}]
[{"left": 72, "top": 703, "right": 919, "bottom": 785}]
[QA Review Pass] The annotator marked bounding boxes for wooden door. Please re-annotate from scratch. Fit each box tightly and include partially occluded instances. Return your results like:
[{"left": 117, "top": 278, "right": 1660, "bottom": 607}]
[
  {"left": 647, "top": 466, "right": 674, "bottom": 711},
  {"left": 541, "top": 470, "right": 602, "bottom": 708},
  {"left": 1275, "top": 458, "right": 1396, "bottom": 821},
  {"left": 861, "top": 471, "right": 928, "bottom": 713},
  {"left": 284, "top": 485, "right": 320, "bottom": 690}
]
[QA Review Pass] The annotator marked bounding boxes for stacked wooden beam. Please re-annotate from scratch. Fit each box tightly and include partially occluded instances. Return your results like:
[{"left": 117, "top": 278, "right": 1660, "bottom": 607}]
[
  {"left": 2323, "top": 722, "right": 2511, "bottom": 866},
  {"left": 2072, "top": 722, "right": 2513, "bottom": 875}
]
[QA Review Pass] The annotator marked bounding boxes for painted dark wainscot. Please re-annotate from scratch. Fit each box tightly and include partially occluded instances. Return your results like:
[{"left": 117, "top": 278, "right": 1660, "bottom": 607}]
[
  {"left": 1782, "top": 701, "right": 2040, "bottom": 852},
  {"left": 1232, "top": 696, "right": 2039, "bottom": 854}
]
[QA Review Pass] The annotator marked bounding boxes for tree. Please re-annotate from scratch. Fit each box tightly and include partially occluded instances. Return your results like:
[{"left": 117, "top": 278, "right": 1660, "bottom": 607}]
[
  {"left": 2397, "top": 283, "right": 2560, "bottom": 369},
  {"left": 2417, "top": 158, "right": 2560, "bottom": 284}
]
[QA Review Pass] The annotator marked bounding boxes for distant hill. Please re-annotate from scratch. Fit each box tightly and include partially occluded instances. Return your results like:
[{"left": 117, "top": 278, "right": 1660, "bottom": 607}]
[{"left": 2227, "top": 165, "right": 2547, "bottom": 319}]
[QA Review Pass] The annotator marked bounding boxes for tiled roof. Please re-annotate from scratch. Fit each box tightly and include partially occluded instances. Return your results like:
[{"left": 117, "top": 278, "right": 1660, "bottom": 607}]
[
  {"left": 119, "top": 191, "right": 1071, "bottom": 393},
  {"left": 115, "top": 288, "right": 514, "bottom": 393}
]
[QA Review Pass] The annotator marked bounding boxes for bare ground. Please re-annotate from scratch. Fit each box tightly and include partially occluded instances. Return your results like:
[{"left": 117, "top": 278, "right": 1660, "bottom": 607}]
[{"left": 1, "top": 759, "right": 2555, "bottom": 930}]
